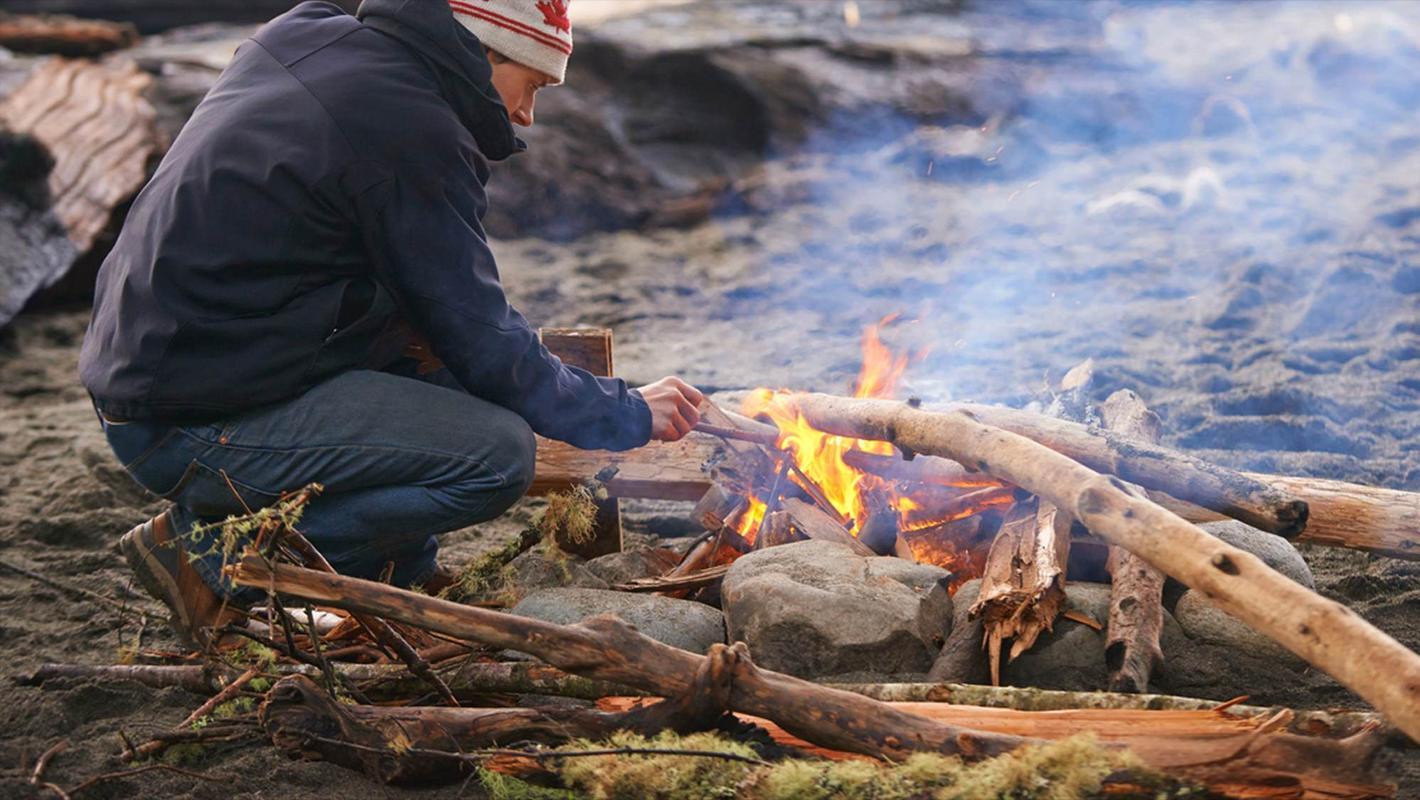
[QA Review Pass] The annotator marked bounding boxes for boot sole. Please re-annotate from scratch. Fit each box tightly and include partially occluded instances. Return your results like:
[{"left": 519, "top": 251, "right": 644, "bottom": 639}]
[{"left": 119, "top": 517, "right": 201, "bottom": 649}]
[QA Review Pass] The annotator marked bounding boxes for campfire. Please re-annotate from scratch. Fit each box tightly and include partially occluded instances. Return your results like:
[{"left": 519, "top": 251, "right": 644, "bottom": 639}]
[{"left": 680, "top": 320, "right": 1011, "bottom": 590}]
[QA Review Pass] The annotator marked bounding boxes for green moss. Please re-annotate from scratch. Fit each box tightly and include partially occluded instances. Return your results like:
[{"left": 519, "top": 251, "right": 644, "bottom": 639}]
[
  {"left": 556, "top": 731, "right": 757, "bottom": 799},
  {"left": 539, "top": 486, "right": 598, "bottom": 546},
  {"left": 531, "top": 732, "right": 1187, "bottom": 800},
  {"left": 478, "top": 769, "right": 578, "bottom": 800},
  {"left": 162, "top": 743, "right": 207, "bottom": 766}
]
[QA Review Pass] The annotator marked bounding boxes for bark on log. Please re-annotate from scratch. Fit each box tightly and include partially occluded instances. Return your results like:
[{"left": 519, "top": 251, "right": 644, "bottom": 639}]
[
  {"left": 0, "top": 13, "right": 137, "bottom": 56},
  {"left": 592, "top": 696, "right": 1389, "bottom": 797},
  {"left": 1100, "top": 390, "right": 1168, "bottom": 694},
  {"left": 0, "top": 56, "right": 159, "bottom": 325},
  {"left": 788, "top": 392, "right": 1420, "bottom": 745},
  {"left": 229, "top": 556, "right": 1031, "bottom": 761},
  {"left": 971, "top": 498, "right": 1071, "bottom": 685}
]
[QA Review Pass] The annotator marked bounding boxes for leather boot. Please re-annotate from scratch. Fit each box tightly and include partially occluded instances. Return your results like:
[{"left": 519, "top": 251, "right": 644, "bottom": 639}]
[{"left": 119, "top": 511, "right": 244, "bottom": 649}]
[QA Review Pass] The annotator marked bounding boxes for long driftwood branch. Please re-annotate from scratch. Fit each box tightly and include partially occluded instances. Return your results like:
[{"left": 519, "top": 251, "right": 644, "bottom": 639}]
[
  {"left": 788, "top": 392, "right": 1420, "bottom": 745},
  {"left": 229, "top": 555, "right": 1030, "bottom": 761},
  {"left": 1099, "top": 390, "right": 1168, "bottom": 694}
]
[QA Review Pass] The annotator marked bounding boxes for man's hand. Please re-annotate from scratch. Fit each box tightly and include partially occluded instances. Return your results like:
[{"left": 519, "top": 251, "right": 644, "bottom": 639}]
[{"left": 638, "top": 376, "right": 704, "bottom": 441}]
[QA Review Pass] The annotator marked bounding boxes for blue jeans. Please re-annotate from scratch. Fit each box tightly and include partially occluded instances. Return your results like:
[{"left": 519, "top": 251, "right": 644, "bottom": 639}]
[{"left": 100, "top": 368, "right": 536, "bottom": 601}]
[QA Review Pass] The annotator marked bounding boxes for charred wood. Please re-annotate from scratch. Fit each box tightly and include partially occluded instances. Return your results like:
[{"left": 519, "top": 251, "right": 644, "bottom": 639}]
[{"left": 0, "top": 13, "right": 137, "bottom": 56}]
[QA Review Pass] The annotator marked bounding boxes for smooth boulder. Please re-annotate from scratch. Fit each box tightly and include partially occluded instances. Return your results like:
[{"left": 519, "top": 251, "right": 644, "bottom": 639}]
[
  {"left": 510, "top": 587, "right": 726, "bottom": 654},
  {"left": 721, "top": 540, "right": 952, "bottom": 678}
]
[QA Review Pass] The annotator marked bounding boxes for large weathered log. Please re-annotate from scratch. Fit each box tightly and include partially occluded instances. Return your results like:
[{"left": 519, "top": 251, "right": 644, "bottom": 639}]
[
  {"left": 0, "top": 56, "right": 159, "bottom": 325},
  {"left": 787, "top": 392, "right": 1420, "bottom": 745},
  {"left": 0, "top": 13, "right": 137, "bottom": 56},
  {"left": 1100, "top": 390, "right": 1168, "bottom": 694},
  {"left": 229, "top": 556, "right": 1031, "bottom": 761},
  {"left": 971, "top": 498, "right": 1072, "bottom": 685}
]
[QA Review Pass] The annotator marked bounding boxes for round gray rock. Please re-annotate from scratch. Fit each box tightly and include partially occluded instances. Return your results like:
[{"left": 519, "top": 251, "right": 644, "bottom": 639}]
[
  {"left": 584, "top": 547, "right": 681, "bottom": 586},
  {"left": 721, "top": 540, "right": 952, "bottom": 678},
  {"left": 1199, "top": 520, "right": 1314, "bottom": 588},
  {"left": 510, "top": 588, "right": 726, "bottom": 654},
  {"left": 1172, "top": 589, "right": 1303, "bottom": 668}
]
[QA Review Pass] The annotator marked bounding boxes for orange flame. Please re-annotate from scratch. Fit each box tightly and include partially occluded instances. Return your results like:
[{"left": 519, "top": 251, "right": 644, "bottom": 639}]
[
  {"left": 736, "top": 318, "right": 913, "bottom": 536},
  {"left": 728, "top": 317, "right": 1007, "bottom": 577}
]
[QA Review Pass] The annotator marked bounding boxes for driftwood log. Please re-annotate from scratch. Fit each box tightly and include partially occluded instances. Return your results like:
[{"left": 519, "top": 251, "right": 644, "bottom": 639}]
[
  {"left": 787, "top": 392, "right": 1420, "bottom": 745},
  {"left": 227, "top": 557, "right": 1399, "bottom": 794},
  {"left": 970, "top": 498, "right": 1072, "bottom": 685},
  {"left": 1099, "top": 390, "right": 1169, "bottom": 693},
  {"left": 228, "top": 555, "right": 1038, "bottom": 761},
  {"left": 0, "top": 56, "right": 160, "bottom": 325},
  {"left": 0, "top": 13, "right": 137, "bottom": 55}
]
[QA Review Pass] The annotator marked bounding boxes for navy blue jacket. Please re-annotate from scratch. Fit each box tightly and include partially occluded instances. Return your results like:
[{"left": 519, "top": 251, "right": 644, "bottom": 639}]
[{"left": 79, "top": 0, "right": 651, "bottom": 451}]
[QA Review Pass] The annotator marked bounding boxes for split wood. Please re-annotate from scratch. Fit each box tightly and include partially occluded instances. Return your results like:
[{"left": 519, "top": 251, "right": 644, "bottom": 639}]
[
  {"left": 787, "top": 392, "right": 1420, "bottom": 745},
  {"left": 1099, "top": 389, "right": 1169, "bottom": 693},
  {"left": 971, "top": 498, "right": 1071, "bottom": 686},
  {"left": 228, "top": 557, "right": 1400, "bottom": 793}
]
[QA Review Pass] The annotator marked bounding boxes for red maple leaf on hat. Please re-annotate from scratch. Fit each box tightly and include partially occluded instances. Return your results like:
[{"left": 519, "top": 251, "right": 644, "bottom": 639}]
[{"left": 536, "top": 0, "right": 571, "bottom": 34}]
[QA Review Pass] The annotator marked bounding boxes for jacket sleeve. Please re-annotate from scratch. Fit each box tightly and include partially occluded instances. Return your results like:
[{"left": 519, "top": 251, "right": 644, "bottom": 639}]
[{"left": 350, "top": 162, "right": 652, "bottom": 452}]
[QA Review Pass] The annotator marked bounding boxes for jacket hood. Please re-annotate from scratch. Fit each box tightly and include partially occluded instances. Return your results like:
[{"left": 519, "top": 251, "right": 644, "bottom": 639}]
[{"left": 356, "top": 0, "right": 525, "bottom": 160}]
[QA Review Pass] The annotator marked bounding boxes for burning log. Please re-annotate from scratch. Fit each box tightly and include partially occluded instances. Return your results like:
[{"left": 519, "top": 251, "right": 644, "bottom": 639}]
[
  {"left": 787, "top": 392, "right": 1420, "bottom": 745},
  {"left": 1100, "top": 389, "right": 1168, "bottom": 694},
  {"left": 777, "top": 497, "right": 875, "bottom": 557},
  {"left": 971, "top": 498, "right": 1072, "bottom": 685}
]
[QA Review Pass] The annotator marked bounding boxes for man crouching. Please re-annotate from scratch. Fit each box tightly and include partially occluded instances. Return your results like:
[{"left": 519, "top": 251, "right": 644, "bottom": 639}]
[{"left": 79, "top": 0, "right": 702, "bottom": 648}]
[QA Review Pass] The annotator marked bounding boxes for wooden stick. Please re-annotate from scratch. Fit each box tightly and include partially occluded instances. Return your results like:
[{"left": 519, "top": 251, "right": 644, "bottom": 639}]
[
  {"left": 788, "top": 392, "right": 1420, "bottom": 745},
  {"left": 971, "top": 498, "right": 1070, "bottom": 685},
  {"left": 177, "top": 667, "right": 260, "bottom": 729},
  {"left": 228, "top": 556, "right": 1030, "bottom": 761},
  {"left": 778, "top": 498, "right": 875, "bottom": 557},
  {"left": 1099, "top": 390, "right": 1168, "bottom": 694},
  {"left": 693, "top": 422, "right": 779, "bottom": 447},
  {"left": 281, "top": 533, "right": 460, "bottom": 707}
]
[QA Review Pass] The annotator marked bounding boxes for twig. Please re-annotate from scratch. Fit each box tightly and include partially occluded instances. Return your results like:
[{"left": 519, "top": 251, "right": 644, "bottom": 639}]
[
  {"left": 66, "top": 764, "right": 224, "bottom": 796},
  {"left": 307, "top": 735, "right": 772, "bottom": 767},
  {"left": 693, "top": 423, "right": 780, "bottom": 448},
  {"left": 30, "top": 739, "right": 70, "bottom": 800},
  {"left": 0, "top": 558, "right": 153, "bottom": 616},
  {"left": 755, "top": 458, "right": 792, "bottom": 543},
  {"left": 177, "top": 667, "right": 259, "bottom": 729}
]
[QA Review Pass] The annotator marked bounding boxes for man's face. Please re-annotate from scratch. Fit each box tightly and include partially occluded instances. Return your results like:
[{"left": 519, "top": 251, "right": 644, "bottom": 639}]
[{"left": 489, "top": 58, "right": 556, "bottom": 127}]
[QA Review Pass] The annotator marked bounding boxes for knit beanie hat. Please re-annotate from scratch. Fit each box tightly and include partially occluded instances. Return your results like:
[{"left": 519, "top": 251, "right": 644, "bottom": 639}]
[{"left": 448, "top": 0, "right": 573, "bottom": 84}]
